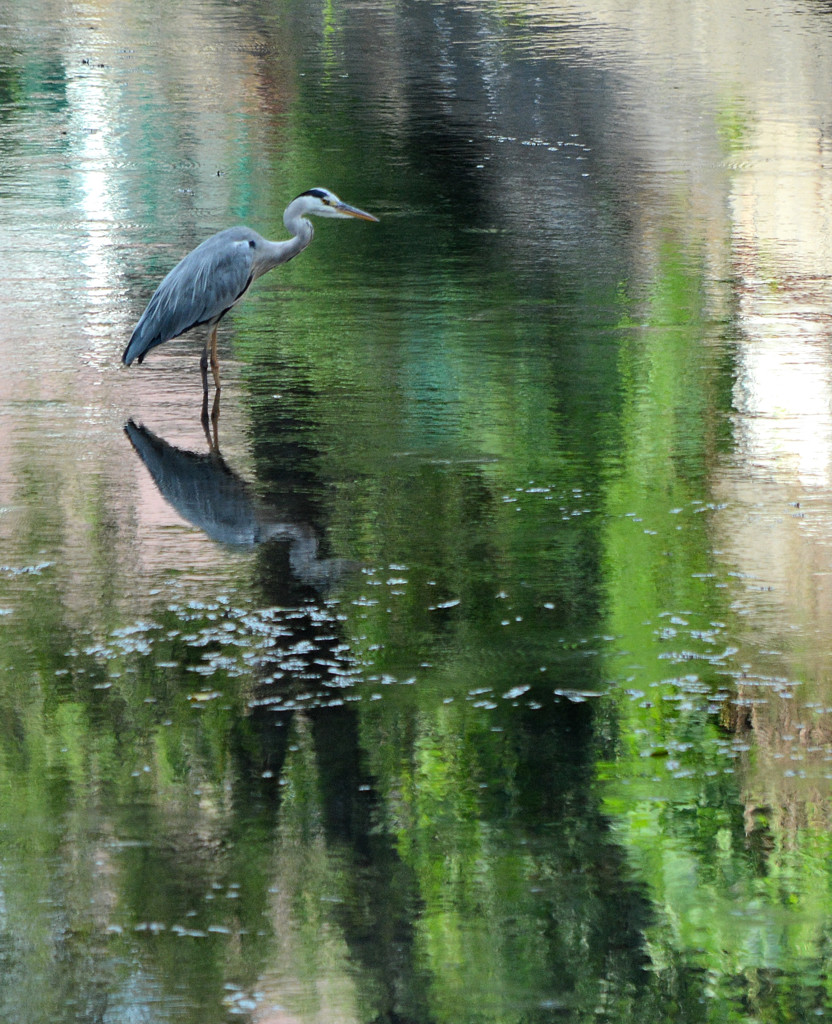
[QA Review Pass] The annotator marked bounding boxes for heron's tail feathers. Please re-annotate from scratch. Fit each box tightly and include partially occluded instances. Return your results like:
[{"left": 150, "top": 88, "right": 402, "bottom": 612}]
[
  {"left": 123, "top": 334, "right": 140, "bottom": 366},
  {"left": 122, "top": 325, "right": 155, "bottom": 366}
]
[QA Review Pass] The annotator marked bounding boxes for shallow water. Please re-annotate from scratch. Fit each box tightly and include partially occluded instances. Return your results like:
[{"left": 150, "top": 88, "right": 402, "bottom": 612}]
[{"left": 4, "top": 0, "right": 832, "bottom": 1020}]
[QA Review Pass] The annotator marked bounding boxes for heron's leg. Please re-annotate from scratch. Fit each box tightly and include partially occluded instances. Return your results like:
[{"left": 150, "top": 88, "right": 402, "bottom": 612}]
[
  {"left": 200, "top": 390, "right": 221, "bottom": 451},
  {"left": 209, "top": 325, "right": 221, "bottom": 392},
  {"left": 200, "top": 343, "right": 210, "bottom": 395},
  {"left": 201, "top": 388, "right": 210, "bottom": 439},
  {"left": 210, "top": 389, "right": 221, "bottom": 445}
]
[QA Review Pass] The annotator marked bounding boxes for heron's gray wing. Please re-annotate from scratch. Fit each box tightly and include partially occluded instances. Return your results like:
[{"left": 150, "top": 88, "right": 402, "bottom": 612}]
[{"left": 123, "top": 228, "right": 256, "bottom": 365}]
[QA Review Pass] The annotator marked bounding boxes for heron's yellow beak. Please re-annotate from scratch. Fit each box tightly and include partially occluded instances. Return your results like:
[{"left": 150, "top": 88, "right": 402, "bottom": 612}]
[{"left": 336, "top": 201, "right": 379, "bottom": 222}]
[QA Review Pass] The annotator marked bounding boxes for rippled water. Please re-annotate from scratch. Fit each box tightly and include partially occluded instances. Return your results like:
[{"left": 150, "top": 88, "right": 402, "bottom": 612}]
[{"left": 4, "top": 0, "right": 832, "bottom": 1021}]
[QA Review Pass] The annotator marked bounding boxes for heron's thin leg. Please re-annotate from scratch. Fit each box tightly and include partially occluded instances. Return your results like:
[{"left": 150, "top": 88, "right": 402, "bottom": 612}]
[
  {"left": 200, "top": 390, "right": 221, "bottom": 451},
  {"left": 200, "top": 344, "right": 210, "bottom": 395},
  {"left": 209, "top": 326, "right": 221, "bottom": 392},
  {"left": 210, "top": 389, "right": 221, "bottom": 448}
]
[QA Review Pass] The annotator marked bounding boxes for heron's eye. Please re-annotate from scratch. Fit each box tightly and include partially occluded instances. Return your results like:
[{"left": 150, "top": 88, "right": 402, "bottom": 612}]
[{"left": 248, "top": 239, "right": 256, "bottom": 248}]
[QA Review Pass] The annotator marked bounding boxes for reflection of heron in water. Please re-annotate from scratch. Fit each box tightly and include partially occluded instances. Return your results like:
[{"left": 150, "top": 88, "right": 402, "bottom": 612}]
[
  {"left": 122, "top": 189, "right": 378, "bottom": 400},
  {"left": 124, "top": 419, "right": 353, "bottom": 588}
]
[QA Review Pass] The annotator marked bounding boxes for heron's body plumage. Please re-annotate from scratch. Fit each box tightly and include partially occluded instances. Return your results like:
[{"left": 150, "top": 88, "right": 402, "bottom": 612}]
[{"left": 123, "top": 227, "right": 260, "bottom": 366}]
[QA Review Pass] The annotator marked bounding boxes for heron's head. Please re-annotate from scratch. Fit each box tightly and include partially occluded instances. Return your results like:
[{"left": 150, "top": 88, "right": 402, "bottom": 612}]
[{"left": 290, "top": 188, "right": 379, "bottom": 222}]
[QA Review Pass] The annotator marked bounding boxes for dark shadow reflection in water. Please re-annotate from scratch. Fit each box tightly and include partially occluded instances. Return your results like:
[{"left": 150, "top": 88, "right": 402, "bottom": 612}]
[{"left": 124, "top": 417, "right": 355, "bottom": 589}]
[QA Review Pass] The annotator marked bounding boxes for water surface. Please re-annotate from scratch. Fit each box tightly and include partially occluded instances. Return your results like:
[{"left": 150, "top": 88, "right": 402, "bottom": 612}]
[{"left": 3, "top": 0, "right": 832, "bottom": 1021}]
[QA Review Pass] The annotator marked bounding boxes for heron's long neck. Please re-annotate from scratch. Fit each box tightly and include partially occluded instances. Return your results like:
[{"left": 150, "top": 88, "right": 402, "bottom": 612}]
[
  {"left": 281, "top": 210, "right": 314, "bottom": 262},
  {"left": 257, "top": 216, "right": 314, "bottom": 276}
]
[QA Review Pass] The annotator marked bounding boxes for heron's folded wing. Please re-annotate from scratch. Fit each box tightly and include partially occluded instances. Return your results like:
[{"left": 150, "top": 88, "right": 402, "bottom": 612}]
[{"left": 123, "top": 231, "right": 255, "bottom": 365}]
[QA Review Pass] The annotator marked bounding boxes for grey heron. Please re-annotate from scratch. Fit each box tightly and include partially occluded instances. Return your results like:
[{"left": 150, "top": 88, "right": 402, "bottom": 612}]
[{"left": 122, "top": 188, "right": 378, "bottom": 392}]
